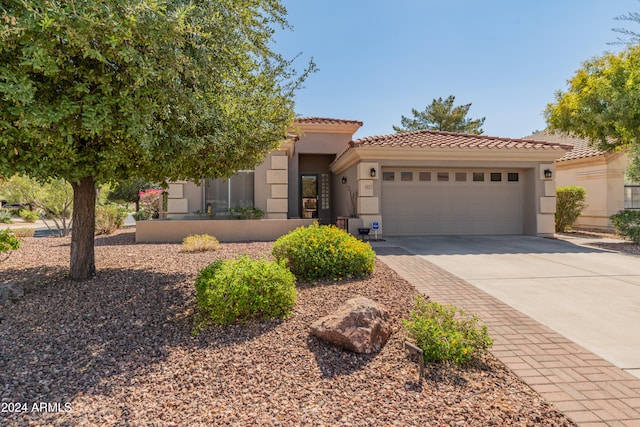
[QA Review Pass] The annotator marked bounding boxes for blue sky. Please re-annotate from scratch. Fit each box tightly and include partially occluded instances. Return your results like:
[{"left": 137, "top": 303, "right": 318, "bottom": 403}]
[{"left": 274, "top": 0, "right": 640, "bottom": 139}]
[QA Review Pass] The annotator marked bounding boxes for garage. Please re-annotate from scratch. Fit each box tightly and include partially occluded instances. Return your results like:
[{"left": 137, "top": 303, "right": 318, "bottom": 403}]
[{"left": 381, "top": 168, "right": 525, "bottom": 235}]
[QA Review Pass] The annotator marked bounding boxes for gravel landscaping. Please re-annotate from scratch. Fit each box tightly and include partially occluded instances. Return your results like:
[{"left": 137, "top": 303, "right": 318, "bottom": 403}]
[{"left": 1, "top": 229, "right": 575, "bottom": 426}]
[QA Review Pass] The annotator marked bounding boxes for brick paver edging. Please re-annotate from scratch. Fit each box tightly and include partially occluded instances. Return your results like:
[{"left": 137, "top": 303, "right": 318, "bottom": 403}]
[{"left": 375, "top": 246, "right": 640, "bottom": 427}]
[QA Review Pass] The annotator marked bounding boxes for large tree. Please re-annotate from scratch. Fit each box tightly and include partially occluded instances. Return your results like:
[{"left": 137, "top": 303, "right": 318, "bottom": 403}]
[
  {"left": 393, "top": 95, "right": 485, "bottom": 134},
  {"left": 0, "top": 0, "right": 313, "bottom": 279},
  {"left": 545, "top": 45, "right": 640, "bottom": 181}
]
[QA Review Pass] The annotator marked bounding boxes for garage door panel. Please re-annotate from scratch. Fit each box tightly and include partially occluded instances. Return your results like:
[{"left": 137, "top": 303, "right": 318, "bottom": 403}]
[{"left": 382, "top": 169, "right": 524, "bottom": 235}]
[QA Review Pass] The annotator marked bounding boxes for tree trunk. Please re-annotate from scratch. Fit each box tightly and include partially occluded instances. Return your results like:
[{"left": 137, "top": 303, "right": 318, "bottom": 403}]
[{"left": 70, "top": 176, "right": 97, "bottom": 280}]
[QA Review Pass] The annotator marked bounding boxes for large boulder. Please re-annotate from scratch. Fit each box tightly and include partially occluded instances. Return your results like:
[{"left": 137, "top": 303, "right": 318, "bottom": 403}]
[{"left": 310, "top": 296, "right": 392, "bottom": 354}]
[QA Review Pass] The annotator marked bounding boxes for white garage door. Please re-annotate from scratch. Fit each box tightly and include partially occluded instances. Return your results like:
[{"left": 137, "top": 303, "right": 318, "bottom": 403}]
[{"left": 381, "top": 169, "right": 524, "bottom": 235}]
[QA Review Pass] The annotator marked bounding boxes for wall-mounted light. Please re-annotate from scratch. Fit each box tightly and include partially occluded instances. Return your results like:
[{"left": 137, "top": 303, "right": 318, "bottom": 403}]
[
  {"left": 341, "top": 176, "right": 347, "bottom": 184},
  {"left": 544, "top": 169, "right": 552, "bottom": 179},
  {"left": 370, "top": 167, "right": 376, "bottom": 178}
]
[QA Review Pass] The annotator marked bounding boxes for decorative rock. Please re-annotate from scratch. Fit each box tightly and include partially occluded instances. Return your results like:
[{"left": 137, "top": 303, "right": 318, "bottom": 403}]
[
  {"left": 0, "top": 282, "right": 24, "bottom": 306},
  {"left": 310, "top": 296, "right": 392, "bottom": 354}
]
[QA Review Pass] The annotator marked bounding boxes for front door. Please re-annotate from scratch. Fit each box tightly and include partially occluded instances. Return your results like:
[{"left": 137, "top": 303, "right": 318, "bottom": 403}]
[{"left": 300, "top": 174, "right": 318, "bottom": 219}]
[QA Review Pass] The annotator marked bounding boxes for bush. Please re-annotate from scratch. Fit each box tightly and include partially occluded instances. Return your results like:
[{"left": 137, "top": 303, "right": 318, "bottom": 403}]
[
  {"left": 229, "top": 206, "right": 264, "bottom": 219},
  {"left": 611, "top": 209, "right": 640, "bottom": 243},
  {"left": 18, "top": 209, "right": 39, "bottom": 222},
  {"left": 0, "top": 209, "right": 12, "bottom": 224},
  {"left": 272, "top": 223, "right": 376, "bottom": 282},
  {"left": 0, "top": 229, "right": 20, "bottom": 253},
  {"left": 12, "top": 227, "right": 35, "bottom": 238},
  {"left": 182, "top": 234, "right": 220, "bottom": 252},
  {"left": 132, "top": 210, "right": 151, "bottom": 221},
  {"left": 194, "top": 256, "right": 297, "bottom": 331},
  {"left": 95, "top": 205, "right": 128, "bottom": 235},
  {"left": 555, "top": 186, "right": 587, "bottom": 232},
  {"left": 403, "top": 296, "right": 493, "bottom": 365}
]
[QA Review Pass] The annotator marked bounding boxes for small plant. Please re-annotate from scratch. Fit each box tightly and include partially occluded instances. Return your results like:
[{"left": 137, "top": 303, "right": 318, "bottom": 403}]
[
  {"left": 611, "top": 209, "right": 640, "bottom": 244},
  {"left": 95, "top": 204, "right": 128, "bottom": 235},
  {"left": 272, "top": 223, "right": 375, "bottom": 282},
  {"left": 132, "top": 210, "right": 151, "bottom": 221},
  {"left": 555, "top": 186, "right": 587, "bottom": 232},
  {"left": 0, "top": 209, "right": 12, "bottom": 224},
  {"left": 12, "top": 227, "right": 35, "bottom": 238},
  {"left": 18, "top": 209, "right": 39, "bottom": 223},
  {"left": 194, "top": 256, "right": 297, "bottom": 331},
  {"left": 138, "top": 189, "right": 164, "bottom": 218},
  {"left": 182, "top": 234, "right": 220, "bottom": 252},
  {"left": 229, "top": 206, "right": 264, "bottom": 220},
  {"left": 403, "top": 296, "right": 493, "bottom": 365},
  {"left": 0, "top": 229, "right": 20, "bottom": 253}
]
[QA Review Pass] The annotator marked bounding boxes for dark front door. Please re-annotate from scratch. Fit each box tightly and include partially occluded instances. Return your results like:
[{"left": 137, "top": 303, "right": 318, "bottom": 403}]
[{"left": 300, "top": 174, "right": 318, "bottom": 219}]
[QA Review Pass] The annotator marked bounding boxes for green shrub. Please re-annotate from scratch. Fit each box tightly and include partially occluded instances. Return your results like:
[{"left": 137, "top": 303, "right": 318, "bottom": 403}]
[
  {"left": 611, "top": 209, "right": 640, "bottom": 243},
  {"left": 272, "top": 223, "right": 376, "bottom": 282},
  {"left": 132, "top": 210, "right": 151, "bottom": 221},
  {"left": 403, "top": 296, "right": 493, "bottom": 365},
  {"left": 95, "top": 205, "right": 128, "bottom": 235},
  {"left": 229, "top": 206, "right": 264, "bottom": 219},
  {"left": 555, "top": 186, "right": 587, "bottom": 232},
  {"left": 0, "top": 229, "right": 20, "bottom": 253},
  {"left": 0, "top": 209, "right": 12, "bottom": 224},
  {"left": 12, "top": 227, "right": 35, "bottom": 238},
  {"left": 182, "top": 234, "right": 220, "bottom": 252},
  {"left": 18, "top": 209, "right": 39, "bottom": 222},
  {"left": 194, "top": 256, "right": 297, "bottom": 331}
]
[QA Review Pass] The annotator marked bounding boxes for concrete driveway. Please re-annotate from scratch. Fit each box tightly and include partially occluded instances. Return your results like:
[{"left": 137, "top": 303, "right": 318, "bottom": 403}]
[{"left": 383, "top": 235, "right": 640, "bottom": 378}]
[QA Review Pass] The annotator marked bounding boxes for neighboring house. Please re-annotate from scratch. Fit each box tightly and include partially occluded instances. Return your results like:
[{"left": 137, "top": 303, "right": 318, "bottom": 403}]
[
  {"left": 527, "top": 131, "right": 634, "bottom": 231},
  {"left": 137, "top": 117, "right": 571, "bottom": 242}
]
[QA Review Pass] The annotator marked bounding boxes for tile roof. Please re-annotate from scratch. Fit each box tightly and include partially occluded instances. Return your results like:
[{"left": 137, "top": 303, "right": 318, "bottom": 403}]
[
  {"left": 295, "top": 117, "right": 364, "bottom": 126},
  {"left": 350, "top": 130, "right": 571, "bottom": 150},
  {"left": 524, "top": 131, "right": 606, "bottom": 162}
]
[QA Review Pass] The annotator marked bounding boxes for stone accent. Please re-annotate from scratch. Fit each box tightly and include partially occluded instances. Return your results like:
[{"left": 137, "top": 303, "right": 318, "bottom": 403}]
[
  {"left": 0, "top": 282, "right": 24, "bottom": 307},
  {"left": 309, "top": 297, "right": 391, "bottom": 354}
]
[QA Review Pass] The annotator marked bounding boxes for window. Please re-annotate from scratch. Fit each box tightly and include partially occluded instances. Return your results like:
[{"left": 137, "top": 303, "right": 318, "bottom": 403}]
[
  {"left": 490, "top": 172, "right": 502, "bottom": 182},
  {"left": 401, "top": 171, "right": 413, "bottom": 182},
  {"left": 455, "top": 172, "right": 467, "bottom": 182},
  {"left": 204, "top": 171, "right": 254, "bottom": 214},
  {"left": 507, "top": 172, "right": 519, "bottom": 182},
  {"left": 437, "top": 172, "right": 449, "bottom": 182},
  {"left": 472, "top": 172, "right": 485, "bottom": 182},
  {"left": 625, "top": 185, "right": 640, "bottom": 209},
  {"left": 419, "top": 172, "right": 431, "bottom": 182},
  {"left": 382, "top": 171, "right": 395, "bottom": 181}
]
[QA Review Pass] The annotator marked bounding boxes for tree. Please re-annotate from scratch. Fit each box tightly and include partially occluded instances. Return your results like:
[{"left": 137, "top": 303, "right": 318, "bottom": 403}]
[
  {"left": 393, "top": 95, "right": 485, "bottom": 134},
  {"left": 0, "top": 1, "right": 313, "bottom": 279},
  {"left": 107, "top": 178, "right": 160, "bottom": 212},
  {"left": 545, "top": 45, "right": 640, "bottom": 181}
]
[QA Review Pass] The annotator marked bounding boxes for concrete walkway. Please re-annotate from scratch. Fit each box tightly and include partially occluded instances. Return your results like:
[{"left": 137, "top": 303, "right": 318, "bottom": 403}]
[{"left": 374, "top": 236, "right": 640, "bottom": 427}]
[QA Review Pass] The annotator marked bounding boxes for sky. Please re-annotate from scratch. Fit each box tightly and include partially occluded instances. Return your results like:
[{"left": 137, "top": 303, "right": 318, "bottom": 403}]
[{"left": 273, "top": 0, "right": 640, "bottom": 140}]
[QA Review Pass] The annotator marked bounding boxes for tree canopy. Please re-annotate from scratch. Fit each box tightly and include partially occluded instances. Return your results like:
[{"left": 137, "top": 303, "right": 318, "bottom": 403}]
[
  {"left": 545, "top": 45, "right": 640, "bottom": 181},
  {"left": 0, "top": 0, "right": 313, "bottom": 278},
  {"left": 393, "top": 95, "right": 485, "bottom": 134}
]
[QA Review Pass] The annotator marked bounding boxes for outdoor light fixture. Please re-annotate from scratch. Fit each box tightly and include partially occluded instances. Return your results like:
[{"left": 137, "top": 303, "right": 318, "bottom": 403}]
[
  {"left": 341, "top": 176, "right": 347, "bottom": 184},
  {"left": 544, "top": 169, "right": 552, "bottom": 179},
  {"left": 370, "top": 167, "right": 376, "bottom": 177}
]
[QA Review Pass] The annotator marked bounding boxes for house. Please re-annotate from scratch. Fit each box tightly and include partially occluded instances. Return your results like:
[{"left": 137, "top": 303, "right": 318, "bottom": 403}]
[
  {"left": 136, "top": 118, "right": 571, "bottom": 242},
  {"left": 526, "top": 131, "right": 635, "bottom": 231}
]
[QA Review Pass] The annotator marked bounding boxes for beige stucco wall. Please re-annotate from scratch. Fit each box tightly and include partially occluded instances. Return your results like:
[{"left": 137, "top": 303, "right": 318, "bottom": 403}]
[{"left": 555, "top": 153, "right": 627, "bottom": 230}]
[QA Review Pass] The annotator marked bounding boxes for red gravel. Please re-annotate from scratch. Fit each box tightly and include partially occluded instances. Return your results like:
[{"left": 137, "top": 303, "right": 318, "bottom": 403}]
[{"left": 0, "top": 229, "right": 575, "bottom": 426}]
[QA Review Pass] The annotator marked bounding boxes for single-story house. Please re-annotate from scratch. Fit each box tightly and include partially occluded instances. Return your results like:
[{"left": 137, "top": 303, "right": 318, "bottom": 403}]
[
  {"left": 526, "top": 131, "right": 637, "bottom": 231},
  {"left": 136, "top": 117, "right": 571, "bottom": 242}
]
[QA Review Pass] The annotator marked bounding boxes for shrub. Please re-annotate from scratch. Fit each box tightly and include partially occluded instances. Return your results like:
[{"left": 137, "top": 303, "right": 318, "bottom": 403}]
[
  {"left": 182, "top": 234, "right": 220, "bottom": 252},
  {"left": 194, "top": 256, "right": 297, "bottom": 331},
  {"left": 403, "top": 296, "right": 493, "bottom": 365},
  {"left": 95, "top": 205, "right": 128, "bottom": 235},
  {"left": 555, "top": 186, "right": 587, "bottom": 232},
  {"left": 0, "top": 229, "right": 20, "bottom": 253},
  {"left": 132, "top": 210, "right": 151, "bottom": 221},
  {"left": 229, "top": 206, "right": 264, "bottom": 219},
  {"left": 18, "top": 209, "right": 39, "bottom": 222},
  {"left": 0, "top": 209, "right": 12, "bottom": 224},
  {"left": 272, "top": 223, "right": 376, "bottom": 282},
  {"left": 611, "top": 209, "right": 640, "bottom": 243},
  {"left": 12, "top": 227, "right": 35, "bottom": 237}
]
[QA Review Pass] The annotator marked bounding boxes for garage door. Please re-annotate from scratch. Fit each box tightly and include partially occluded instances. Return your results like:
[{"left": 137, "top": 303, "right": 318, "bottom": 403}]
[{"left": 381, "top": 169, "right": 524, "bottom": 235}]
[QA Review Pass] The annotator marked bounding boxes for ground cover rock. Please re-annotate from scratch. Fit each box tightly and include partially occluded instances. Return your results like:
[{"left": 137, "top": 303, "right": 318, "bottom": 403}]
[
  {"left": 0, "top": 282, "right": 24, "bottom": 306},
  {"left": 310, "top": 296, "right": 391, "bottom": 353}
]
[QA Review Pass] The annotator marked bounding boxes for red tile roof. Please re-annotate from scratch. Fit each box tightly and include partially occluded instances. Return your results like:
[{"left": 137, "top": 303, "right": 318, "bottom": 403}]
[
  {"left": 525, "top": 131, "right": 606, "bottom": 161},
  {"left": 295, "top": 117, "right": 364, "bottom": 126},
  {"left": 350, "top": 130, "right": 572, "bottom": 150}
]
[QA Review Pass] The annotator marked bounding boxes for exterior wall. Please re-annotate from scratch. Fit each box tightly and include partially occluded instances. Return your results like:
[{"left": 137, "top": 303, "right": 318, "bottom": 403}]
[
  {"left": 555, "top": 153, "right": 627, "bottom": 230},
  {"left": 166, "top": 181, "right": 202, "bottom": 218},
  {"left": 136, "top": 219, "right": 315, "bottom": 243}
]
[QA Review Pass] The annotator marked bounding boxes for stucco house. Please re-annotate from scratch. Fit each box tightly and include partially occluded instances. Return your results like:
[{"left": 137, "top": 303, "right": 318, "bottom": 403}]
[
  {"left": 527, "top": 131, "right": 637, "bottom": 231},
  {"left": 136, "top": 117, "right": 571, "bottom": 242}
]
